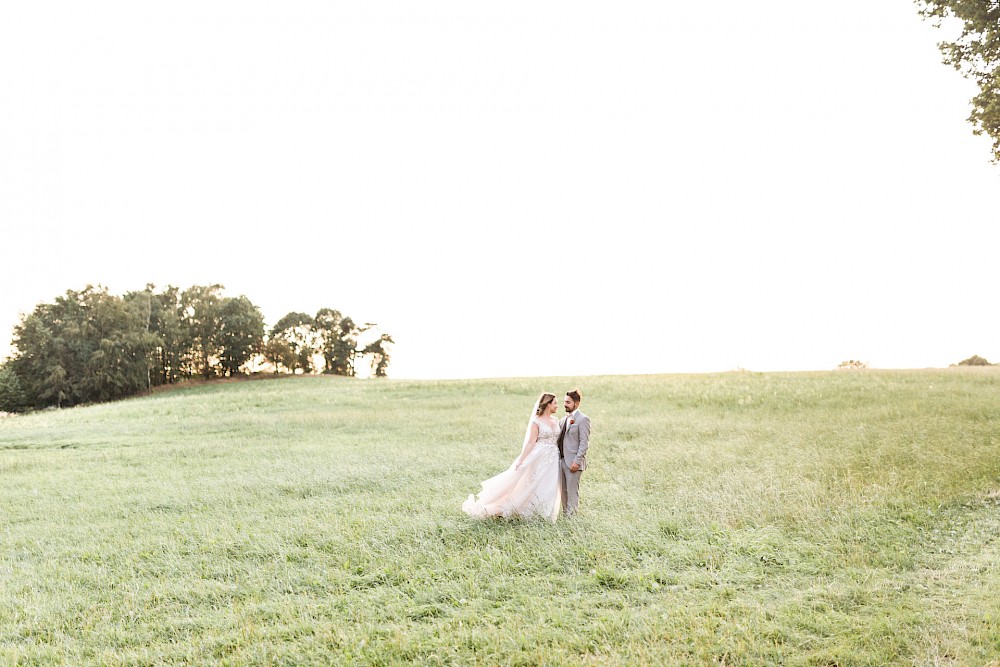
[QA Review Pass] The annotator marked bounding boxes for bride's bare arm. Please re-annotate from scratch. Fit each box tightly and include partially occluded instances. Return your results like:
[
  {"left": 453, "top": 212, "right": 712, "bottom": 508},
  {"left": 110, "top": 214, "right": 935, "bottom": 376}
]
[{"left": 516, "top": 422, "right": 540, "bottom": 469}]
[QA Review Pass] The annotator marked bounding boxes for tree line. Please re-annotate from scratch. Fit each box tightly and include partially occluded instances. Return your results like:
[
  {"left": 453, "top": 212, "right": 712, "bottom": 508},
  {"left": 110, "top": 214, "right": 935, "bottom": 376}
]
[{"left": 0, "top": 284, "right": 393, "bottom": 412}]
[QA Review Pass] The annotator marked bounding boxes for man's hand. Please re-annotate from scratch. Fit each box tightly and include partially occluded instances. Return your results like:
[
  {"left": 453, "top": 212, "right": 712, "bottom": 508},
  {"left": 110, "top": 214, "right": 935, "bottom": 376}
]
[{"left": 569, "top": 462, "right": 580, "bottom": 473}]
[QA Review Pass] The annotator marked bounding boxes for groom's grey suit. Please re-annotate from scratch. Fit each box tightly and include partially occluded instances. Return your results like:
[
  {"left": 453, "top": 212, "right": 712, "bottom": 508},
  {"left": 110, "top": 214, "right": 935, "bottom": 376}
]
[{"left": 558, "top": 410, "right": 591, "bottom": 515}]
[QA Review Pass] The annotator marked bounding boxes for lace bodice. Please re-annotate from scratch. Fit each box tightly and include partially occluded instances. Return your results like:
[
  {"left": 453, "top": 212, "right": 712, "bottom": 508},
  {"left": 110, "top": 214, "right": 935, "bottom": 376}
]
[{"left": 533, "top": 417, "right": 560, "bottom": 446}]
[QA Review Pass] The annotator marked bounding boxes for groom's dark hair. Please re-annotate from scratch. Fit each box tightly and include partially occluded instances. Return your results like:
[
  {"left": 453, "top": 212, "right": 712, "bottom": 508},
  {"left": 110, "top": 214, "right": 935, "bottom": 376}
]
[{"left": 566, "top": 389, "right": 582, "bottom": 403}]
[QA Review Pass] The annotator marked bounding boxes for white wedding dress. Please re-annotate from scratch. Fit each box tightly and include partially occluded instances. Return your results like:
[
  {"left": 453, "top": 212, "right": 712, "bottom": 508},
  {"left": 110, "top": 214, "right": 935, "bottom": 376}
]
[{"left": 462, "top": 416, "right": 562, "bottom": 522}]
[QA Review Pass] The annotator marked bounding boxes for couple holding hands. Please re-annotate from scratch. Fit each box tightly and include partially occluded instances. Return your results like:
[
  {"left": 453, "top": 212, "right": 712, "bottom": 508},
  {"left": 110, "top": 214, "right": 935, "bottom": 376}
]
[{"left": 463, "top": 389, "right": 592, "bottom": 522}]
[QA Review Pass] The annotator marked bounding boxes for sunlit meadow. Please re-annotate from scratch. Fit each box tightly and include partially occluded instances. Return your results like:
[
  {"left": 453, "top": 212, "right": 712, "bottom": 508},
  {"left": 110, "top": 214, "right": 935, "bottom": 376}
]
[{"left": 2, "top": 370, "right": 999, "bottom": 665}]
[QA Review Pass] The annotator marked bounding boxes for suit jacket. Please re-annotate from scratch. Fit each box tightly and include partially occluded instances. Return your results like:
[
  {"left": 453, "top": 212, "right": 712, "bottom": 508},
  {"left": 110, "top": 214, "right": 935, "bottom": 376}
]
[{"left": 559, "top": 410, "right": 591, "bottom": 470}]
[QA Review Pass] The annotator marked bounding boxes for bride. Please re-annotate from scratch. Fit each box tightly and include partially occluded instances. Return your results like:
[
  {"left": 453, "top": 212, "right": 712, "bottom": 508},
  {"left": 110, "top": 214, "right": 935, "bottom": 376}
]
[{"left": 462, "top": 392, "right": 562, "bottom": 522}]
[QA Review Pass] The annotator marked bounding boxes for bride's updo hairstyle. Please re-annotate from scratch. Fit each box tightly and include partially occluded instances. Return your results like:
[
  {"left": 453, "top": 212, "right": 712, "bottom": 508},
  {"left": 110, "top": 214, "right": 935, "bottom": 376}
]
[{"left": 535, "top": 393, "right": 557, "bottom": 416}]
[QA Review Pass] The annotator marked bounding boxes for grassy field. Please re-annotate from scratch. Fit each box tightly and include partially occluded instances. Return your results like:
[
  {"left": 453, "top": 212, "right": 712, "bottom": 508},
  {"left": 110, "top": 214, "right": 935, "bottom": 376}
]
[{"left": 1, "top": 370, "right": 999, "bottom": 666}]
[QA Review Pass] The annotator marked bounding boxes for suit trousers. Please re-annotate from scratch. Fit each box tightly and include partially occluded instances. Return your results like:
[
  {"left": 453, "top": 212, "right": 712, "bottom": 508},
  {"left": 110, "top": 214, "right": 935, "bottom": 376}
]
[{"left": 559, "top": 460, "right": 582, "bottom": 515}]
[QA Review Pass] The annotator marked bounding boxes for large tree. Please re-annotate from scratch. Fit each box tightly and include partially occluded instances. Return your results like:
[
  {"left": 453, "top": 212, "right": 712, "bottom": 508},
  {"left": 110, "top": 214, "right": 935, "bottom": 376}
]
[
  {"left": 218, "top": 296, "right": 265, "bottom": 376},
  {"left": 918, "top": 0, "right": 1000, "bottom": 161},
  {"left": 363, "top": 333, "right": 395, "bottom": 378},
  {"left": 7, "top": 286, "right": 159, "bottom": 408},
  {"left": 314, "top": 308, "right": 366, "bottom": 376},
  {"left": 126, "top": 285, "right": 185, "bottom": 386},
  {"left": 179, "top": 285, "right": 225, "bottom": 379},
  {"left": 269, "top": 312, "right": 317, "bottom": 374},
  {"left": 327, "top": 314, "right": 366, "bottom": 377},
  {"left": 79, "top": 289, "right": 161, "bottom": 402}
]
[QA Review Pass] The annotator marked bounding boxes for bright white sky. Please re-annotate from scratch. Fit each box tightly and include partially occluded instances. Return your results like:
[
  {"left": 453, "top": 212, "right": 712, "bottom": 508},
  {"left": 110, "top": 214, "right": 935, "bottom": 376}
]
[{"left": 1, "top": 2, "right": 997, "bottom": 379}]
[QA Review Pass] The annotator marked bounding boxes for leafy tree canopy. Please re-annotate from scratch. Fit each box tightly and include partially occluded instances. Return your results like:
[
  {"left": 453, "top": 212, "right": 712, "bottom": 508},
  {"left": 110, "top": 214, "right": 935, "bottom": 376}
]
[{"left": 918, "top": 0, "right": 1000, "bottom": 161}]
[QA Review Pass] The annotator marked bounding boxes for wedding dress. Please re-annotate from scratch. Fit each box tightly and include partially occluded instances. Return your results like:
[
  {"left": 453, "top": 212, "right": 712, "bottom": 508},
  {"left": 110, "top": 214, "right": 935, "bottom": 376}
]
[{"left": 462, "top": 415, "right": 562, "bottom": 522}]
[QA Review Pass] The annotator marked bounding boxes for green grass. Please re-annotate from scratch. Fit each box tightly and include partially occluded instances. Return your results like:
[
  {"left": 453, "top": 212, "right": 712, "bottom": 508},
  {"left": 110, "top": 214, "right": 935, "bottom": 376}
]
[{"left": 2, "top": 370, "right": 1000, "bottom": 665}]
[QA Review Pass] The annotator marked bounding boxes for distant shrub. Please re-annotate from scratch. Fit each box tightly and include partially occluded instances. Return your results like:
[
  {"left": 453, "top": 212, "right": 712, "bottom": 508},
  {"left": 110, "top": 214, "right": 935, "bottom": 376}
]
[
  {"left": 837, "top": 360, "right": 868, "bottom": 369},
  {"left": 957, "top": 355, "right": 992, "bottom": 366}
]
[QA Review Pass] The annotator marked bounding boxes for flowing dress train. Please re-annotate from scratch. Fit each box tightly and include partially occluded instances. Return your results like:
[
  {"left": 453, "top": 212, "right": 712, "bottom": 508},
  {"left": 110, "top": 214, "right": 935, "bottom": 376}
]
[{"left": 462, "top": 416, "right": 561, "bottom": 522}]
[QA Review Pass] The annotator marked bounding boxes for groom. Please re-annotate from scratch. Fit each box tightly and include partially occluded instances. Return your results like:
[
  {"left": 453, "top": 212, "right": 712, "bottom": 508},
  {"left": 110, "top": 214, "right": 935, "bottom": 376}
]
[{"left": 558, "top": 389, "right": 591, "bottom": 516}]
